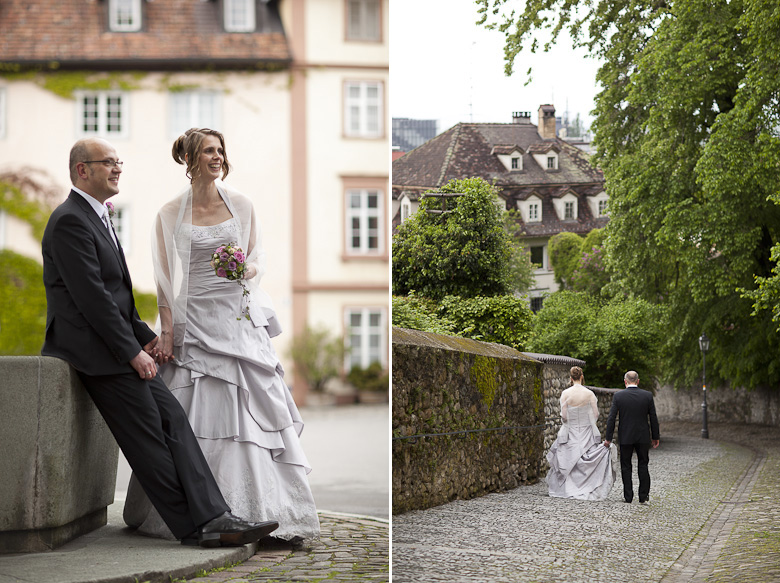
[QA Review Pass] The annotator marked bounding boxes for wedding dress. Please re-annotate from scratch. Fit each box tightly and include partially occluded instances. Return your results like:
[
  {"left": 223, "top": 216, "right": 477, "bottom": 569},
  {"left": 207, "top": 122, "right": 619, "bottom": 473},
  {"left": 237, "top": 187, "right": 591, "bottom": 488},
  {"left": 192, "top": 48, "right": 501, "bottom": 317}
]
[
  {"left": 546, "top": 385, "right": 617, "bottom": 501},
  {"left": 123, "top": 186, "right": 319, "bottom": 542}
]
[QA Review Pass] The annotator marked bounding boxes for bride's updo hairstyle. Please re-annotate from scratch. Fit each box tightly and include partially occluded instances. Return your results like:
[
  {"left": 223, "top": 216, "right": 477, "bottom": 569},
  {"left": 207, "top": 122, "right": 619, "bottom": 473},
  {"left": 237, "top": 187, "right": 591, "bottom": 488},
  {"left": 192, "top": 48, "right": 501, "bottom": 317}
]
[
  {"left": 172, "top": 127, "right": 231, "bottom": 183},
  {"left": 570, "top": 366, "right": 584, "bottom": 383}
]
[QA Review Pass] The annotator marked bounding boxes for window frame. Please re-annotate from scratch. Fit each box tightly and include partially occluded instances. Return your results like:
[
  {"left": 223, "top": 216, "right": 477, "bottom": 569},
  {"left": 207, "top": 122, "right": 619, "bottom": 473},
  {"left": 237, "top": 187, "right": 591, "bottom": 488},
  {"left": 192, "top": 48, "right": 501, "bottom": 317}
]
[
  {"left": 168, "top": 90, "right": 221, "bottom": 138},
  {"left": 224, "top": 0, "right": 257, "bottom": 33},
  {"left": 343, "top": 80, "right": 384, "bottom": 139},
  {"left": 76, "top": 91, "right": 129, "bottom": 138},
  {"left": 344, "top": 306, "right": 388, "bottom": 371},
  {"left": 400, "top": 196, "right": 411, "bottom": 223},
  {"left": 112, "top": 204, "right": 131, "bottom": 253},
  {"left": 345, "top": 187, "right": 384, "bottom": 256},
  {"left": 346, "top": 0, "right": 382, "bottom": 42},
  {"left": 0, "top": 87, "right": 6, "bottom": 139},
  {"left": 108, "top": 0, "right": 143, "bottom": 32}
]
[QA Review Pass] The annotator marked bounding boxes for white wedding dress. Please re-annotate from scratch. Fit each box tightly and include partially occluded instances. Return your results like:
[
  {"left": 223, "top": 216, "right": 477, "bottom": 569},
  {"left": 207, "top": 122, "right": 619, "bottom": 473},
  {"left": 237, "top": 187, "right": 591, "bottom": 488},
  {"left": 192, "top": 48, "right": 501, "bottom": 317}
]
[
  {"left": 124, "top": 218, "right": 320, "bottom": 542},
  {"left": 546, "top": 386, "right": 617, "bottom": 501}
]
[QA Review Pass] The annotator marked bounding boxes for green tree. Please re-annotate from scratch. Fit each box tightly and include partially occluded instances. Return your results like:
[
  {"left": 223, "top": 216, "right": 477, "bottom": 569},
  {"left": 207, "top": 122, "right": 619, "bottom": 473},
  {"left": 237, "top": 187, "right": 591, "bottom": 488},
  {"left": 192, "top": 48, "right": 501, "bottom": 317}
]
[
  {"left": 478, "top": 0, "right": 780, "bottom": 389},
  {"left": 548, "top": 231, "right": 583, "bottom": 289},
  {"left": 0, "top": 250, "right": 47, "bottom": 355},
  {"left": 392, "top": 177, "right": 535, "bottom": 299},
  {"left": 438, "top": 294, "right": 534, "bottom": 351},
  {"left": 288, "top": 325, "right": 346, "bottom": 392},
  {"left": 529, "top": 291, "right": 664, "bottom": 388}
]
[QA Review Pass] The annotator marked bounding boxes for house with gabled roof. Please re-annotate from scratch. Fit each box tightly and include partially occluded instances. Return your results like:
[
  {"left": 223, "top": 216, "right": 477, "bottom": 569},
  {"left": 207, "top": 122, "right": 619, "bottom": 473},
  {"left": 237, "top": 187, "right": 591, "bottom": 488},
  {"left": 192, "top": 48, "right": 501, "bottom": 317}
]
[
  {"left": 392, "top": 105, "right": 606, "bottom": 309},
  {"left": 0, "top": 0, "right": 389, "bottom": 403}
]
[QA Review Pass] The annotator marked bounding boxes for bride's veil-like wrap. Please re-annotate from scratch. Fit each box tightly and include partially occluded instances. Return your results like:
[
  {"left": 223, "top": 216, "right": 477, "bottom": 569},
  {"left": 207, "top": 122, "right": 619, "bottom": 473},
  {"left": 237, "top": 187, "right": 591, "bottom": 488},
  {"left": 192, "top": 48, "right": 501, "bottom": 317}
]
[{"left": 151, "top": 181, "right": 279, "bottom": 359}]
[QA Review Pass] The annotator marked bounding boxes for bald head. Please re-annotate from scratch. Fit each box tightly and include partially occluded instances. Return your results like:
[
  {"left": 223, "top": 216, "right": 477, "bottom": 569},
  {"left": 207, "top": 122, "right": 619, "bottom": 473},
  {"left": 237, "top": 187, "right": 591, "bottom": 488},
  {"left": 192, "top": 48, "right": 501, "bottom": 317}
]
[
  {"left": 69, "top": 138, "right": 110, "bottom": 184},
  {"left": 624, "top": 371, "right": 639, "bottom": 385}
]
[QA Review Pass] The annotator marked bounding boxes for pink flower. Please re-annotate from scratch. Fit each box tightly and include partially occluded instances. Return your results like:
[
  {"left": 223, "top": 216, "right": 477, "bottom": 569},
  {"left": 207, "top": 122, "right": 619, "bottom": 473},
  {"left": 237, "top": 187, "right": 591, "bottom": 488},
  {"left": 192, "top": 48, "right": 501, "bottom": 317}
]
[
  {"left": 217, "top": 267, "right": 227, "bottom": 278},
  {"left": 228, "top": 261, "right": 237, "bottom": 271},
  {"left": 216, "top": 246, "right": 225, "bottom": 253},
  {"left": 220, "top": 252, "right": 229, "bottom": 261},
  {"left": 234, "top": 251, "right": 245, "bottom": 263}
]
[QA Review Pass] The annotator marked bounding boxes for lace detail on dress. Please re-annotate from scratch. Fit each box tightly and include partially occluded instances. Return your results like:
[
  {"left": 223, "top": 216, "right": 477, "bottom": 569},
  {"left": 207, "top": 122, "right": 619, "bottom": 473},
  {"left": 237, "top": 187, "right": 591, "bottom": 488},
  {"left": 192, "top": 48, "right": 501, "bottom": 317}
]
[{"left": 190, "top": 219, "right": 240, "bottom": 241}]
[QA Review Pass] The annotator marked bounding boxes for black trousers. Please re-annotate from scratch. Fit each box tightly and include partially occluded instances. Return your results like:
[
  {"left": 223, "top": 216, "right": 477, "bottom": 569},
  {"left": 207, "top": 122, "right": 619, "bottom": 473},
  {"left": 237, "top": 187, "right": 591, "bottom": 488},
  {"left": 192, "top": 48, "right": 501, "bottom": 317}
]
[
  {"left": 79, "top": 371, "right": 229, "bottom": 538},
  {"left": 619, "top": 442, "right": 651, "bottom": 502}
]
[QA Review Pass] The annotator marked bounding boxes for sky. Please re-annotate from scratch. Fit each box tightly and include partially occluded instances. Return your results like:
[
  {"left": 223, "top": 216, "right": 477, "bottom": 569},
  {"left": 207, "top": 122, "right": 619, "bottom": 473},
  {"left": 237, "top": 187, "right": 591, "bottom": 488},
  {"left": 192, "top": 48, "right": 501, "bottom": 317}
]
[{"left": 390, "top": 0, "right": 603, "bottom": 136}]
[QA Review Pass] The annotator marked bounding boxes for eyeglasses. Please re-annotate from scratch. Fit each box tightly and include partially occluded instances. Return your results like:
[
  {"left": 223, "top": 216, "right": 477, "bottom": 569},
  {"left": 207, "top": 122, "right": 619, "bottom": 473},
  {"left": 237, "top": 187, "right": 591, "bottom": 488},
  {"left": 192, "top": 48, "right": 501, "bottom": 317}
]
[{"left": 82, "top": 160, "right": 124, "bottom": 169}]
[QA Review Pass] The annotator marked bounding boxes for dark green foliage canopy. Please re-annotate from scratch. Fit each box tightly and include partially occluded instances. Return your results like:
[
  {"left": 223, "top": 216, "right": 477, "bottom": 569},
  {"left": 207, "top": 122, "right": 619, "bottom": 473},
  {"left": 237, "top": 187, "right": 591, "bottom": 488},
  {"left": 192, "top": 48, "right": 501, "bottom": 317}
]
[
  {"left": 479, "top": 0, "right": 780, "bottom": 389},
  {"left": 530, "top": 291, "right": 665, "bottom": 388},
  {"left": 392, "top": 177, "right": 534, "bottom": 300}
]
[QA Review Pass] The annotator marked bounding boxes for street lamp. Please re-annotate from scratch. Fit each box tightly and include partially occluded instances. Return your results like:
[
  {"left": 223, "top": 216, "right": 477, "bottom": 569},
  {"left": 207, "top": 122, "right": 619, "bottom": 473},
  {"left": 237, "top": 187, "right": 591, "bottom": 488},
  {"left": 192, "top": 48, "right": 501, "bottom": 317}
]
[{"left": 699, "top": 332, "right": 710, "bottom": 439}]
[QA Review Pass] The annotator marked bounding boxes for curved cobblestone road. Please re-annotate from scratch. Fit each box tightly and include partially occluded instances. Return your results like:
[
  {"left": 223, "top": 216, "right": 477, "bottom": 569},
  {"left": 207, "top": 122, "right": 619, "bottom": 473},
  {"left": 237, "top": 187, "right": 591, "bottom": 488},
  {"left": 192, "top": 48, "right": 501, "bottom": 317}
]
[{"left": 392, "top": 422, "right": 780, "bottom": 583}]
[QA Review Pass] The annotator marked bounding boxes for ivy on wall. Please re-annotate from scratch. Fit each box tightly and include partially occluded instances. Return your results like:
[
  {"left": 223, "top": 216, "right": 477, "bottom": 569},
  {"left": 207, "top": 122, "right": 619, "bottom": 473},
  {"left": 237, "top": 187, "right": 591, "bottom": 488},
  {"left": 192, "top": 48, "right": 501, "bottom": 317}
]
[{"left": 0, "top": 180, "right": 51, "bottom": 241}]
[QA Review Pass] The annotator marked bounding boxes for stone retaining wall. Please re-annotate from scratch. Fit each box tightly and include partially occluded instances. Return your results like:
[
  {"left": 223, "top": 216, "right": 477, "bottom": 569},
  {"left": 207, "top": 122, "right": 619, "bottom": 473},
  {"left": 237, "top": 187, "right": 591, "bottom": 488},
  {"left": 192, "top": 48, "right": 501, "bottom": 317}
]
[
  {"left": 655, "top": 383, "right": 780, "bottom": 426},
  {"left": 0, "top": 357, "right": 118, "bottom": 552},
  {"left": 392, "top": 328, "right": 545, "bottom": 515}
]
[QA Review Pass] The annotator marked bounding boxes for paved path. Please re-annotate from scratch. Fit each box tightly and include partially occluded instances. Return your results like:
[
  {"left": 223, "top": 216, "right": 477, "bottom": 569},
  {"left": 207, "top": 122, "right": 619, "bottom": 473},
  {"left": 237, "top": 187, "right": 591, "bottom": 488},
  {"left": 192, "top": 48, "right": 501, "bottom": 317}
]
[{"left": 392, "top": 422, "right": 780, "bottom": 583}]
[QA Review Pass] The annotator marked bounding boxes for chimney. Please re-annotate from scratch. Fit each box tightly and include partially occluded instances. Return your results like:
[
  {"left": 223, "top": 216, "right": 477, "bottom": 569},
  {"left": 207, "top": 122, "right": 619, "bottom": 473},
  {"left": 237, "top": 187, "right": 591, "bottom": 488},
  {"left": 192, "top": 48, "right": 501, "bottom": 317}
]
[
  {"left": 538, "top": 104, "right": 557, "bottom": 139},
  {"left": 512, "top": 111, "right": 531, "bottom": 124}
]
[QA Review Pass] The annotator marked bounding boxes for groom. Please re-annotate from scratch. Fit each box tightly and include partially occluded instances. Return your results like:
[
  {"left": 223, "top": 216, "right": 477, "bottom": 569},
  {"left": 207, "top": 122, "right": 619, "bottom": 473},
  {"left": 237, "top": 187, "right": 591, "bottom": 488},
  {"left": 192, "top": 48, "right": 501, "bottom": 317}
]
[
  {"left": 604, "top": 371, "right": 660, "bottom": 503},
  {"left": 41, "top": 137, "right": 278, "bottom": 547}
]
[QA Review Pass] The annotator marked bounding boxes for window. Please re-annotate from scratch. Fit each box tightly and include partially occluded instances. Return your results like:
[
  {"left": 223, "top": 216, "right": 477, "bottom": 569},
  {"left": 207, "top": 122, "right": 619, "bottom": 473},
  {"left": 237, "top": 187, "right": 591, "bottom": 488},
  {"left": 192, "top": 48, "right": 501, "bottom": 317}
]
[
  {"left": 112, "top": 206, "right": 131, "bottom": 252},
  {"left": 598, "top": 199, "right": 608, "bottom": 217},
  {"left": 528, "top": 202, "right": 539, "bottom": 221},
  {"left": 530, "top": 297, "right": 544, "bottom": 313},
  {"left": 344, "top": 81, "right": 383, "bottom": 138},
  {"left": 400, "top": 197, "right": 411, "bottom": 223},
  {"left": 169, "top": 91, "right": 220, "bottom": 138},
  {"left": 530, "top": 246, "right": 544, "bottom": 268},
  {"left": 345, "top": 307, "right": 387, "bottom": 370},
  {"left": 347, "top": 0, "right": 380, "bottom": 41},
  {"left": 224, "top": 0, "right": 256, "bottom": 32},
  {"left": 0, "top": 87, "right": 6, "bottom": 139},
  {"left": 109, "top": 0, "right": 142, "bottom": 32},
  {"left": 511, "top": 157, "right": 520, "bottom": 169},
  {"left": 78, "top": 93, "right": 127, "bottom": 137},
  {"left": 346, "top": 189, "right": 383, "bottom": 254},
  {"left": 564, "top": 201, "right": 575, "bottom": 220},
  {"left": 547, "top": 156, "right": 556, "bottom": 169}
]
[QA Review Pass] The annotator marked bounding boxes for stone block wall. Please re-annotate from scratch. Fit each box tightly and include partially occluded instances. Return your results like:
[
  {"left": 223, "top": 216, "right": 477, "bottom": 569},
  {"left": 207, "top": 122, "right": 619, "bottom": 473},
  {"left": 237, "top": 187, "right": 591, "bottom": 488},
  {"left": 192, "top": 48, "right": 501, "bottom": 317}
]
[
  {"left": 0, "top": 357, "right": 119, "bottom": 553},
  {"left": 392, "top": 328, "right": 545, "bottom": 515},
  {"left": 655, "top": 383, "right": 780, "bottom": 426}
]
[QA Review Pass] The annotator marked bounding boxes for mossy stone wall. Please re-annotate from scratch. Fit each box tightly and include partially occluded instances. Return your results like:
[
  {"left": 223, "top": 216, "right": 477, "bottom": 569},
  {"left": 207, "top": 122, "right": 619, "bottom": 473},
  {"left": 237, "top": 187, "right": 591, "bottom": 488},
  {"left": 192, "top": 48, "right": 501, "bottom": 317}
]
[{"left": 392, "top": 328, "right": 544, "bottom": 514}]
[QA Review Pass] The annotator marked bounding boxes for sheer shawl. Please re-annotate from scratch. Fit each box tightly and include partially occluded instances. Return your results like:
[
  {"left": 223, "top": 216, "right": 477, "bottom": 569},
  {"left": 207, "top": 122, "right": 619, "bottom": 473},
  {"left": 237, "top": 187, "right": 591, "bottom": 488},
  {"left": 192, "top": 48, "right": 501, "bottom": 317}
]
[{"left": 151, "top": 182, "right": 279, "bottom": 357}]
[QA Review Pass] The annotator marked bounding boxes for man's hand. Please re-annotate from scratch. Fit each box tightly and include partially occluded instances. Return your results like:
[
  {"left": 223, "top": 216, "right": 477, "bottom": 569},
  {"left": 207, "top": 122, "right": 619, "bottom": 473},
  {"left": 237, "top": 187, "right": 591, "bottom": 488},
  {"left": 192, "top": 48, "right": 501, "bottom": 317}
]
[
  {"left": 652, "top": 439, "right": 660, "bottom": 449},
  {"left": 130, "top": 349, "right": 157, "bottom": 380},
  {"left": 604, "top": 440, "right": 611, "bottom": 448}
]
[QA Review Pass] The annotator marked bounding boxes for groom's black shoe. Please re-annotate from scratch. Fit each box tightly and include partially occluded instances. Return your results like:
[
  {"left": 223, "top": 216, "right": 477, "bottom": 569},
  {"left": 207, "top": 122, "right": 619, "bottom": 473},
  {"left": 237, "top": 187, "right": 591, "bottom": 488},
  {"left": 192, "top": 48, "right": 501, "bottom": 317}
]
[{"left": 182, "top": 512, "right": 279, "bottom": 548}]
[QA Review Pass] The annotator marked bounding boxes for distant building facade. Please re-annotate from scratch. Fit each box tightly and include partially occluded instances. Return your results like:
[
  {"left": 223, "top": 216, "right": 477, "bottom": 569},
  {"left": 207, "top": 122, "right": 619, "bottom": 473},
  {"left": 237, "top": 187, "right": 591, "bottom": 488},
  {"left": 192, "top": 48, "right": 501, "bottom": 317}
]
[
  {"left": 392, "top": 105, "right": 606, "bottom": 309},
  {"left": 392, "top": 118, "right": 438, "bottom": 153},
  {"left": 0, "top": 0, "right": 389, "bottom": 402}
]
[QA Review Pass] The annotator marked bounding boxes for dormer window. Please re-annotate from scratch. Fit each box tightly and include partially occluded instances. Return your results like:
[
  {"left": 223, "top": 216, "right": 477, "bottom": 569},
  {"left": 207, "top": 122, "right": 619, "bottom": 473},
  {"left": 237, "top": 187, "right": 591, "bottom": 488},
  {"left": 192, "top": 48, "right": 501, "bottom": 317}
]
[
  {"left": 598, "top": 199, "right": 608, "bottom": 216},
  {"left": 400, "top": 196, "right": 411, "bottom": 222},
  {"left": 587, "top": 190, "right": 609, "bottom": 218},
  {"left": 511, "top": 157, "right": 520, "bottom": 170},
  {"left": 547, "top": 156, "right": 556, "bottom": 169},
  {"left": 492, "top": 145, "right": 524, "bottom": 171},
  {"left": 518, "top": 194, "right": 542, "bottom": 223},
  {"left": 109, "top": 0, "right": 142, "bottom": 32},
  {"left": 529, "top": 143, "right": 560, "bottom": 170},
  {"left": 224, "top": 0, "right": 256, "bottom": 32},
  {"left": 553, "top": 191, "right": 579, "bottom": 221}
]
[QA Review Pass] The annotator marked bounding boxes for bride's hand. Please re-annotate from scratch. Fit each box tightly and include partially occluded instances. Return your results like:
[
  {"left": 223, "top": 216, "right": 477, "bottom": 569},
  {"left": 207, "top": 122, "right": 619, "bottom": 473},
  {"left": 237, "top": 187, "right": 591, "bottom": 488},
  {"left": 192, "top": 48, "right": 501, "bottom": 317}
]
[
  {"left": 243, "top": 264, "right": 257, "bottom": 280},
  {"left": 155, "top": 330, "right": 174, "bottom": 364}
]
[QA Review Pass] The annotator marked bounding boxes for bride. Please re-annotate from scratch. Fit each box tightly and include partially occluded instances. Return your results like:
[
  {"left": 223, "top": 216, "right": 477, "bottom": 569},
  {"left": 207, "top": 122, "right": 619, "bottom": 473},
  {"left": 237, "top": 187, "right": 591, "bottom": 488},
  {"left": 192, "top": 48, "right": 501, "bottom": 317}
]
[
  {"left": 123, "top": 128, "right": 320, "bottom": 543},
  {"left": 546, "top": 366, "right": 616, "bottom": 501}
]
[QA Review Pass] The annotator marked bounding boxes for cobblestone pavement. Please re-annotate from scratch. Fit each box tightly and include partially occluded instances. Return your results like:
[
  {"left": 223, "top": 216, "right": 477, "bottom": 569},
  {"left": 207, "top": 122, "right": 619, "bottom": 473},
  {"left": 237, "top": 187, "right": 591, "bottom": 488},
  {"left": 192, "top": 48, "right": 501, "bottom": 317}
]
[
  {"left": 181, "top": 513, "right": 389, "bottom": 583},
  {"left": 392, "top": 422, "right": 780, "bottom": 583}
]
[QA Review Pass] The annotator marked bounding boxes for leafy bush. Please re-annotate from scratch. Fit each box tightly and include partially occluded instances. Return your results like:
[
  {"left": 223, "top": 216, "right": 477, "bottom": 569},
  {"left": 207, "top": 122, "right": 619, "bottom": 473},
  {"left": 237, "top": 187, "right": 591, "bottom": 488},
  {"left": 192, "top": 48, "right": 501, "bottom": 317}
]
[
  {"left": 0, "top": 250, "right": 47, "bottom": 355},
  {"left": 288, "top": 325, "right": 346, "bottom": 392},
  {"left": 347, "top": 361, "right": 389, "bottom": 392},
  {"left": 529, "top": 290, "right": 665, "bottom": 387},
  {"left": 393, "top": 177, "right": 534, "bottom": 299},
  {"left": 548, "top": 231, "right": 584, "bottom": 288},
  {"left": 392, "top": 293, "right": 459, "bottom": 336},
  {"left": 438, "top": 294, "right": 534, "bottom": 351}
]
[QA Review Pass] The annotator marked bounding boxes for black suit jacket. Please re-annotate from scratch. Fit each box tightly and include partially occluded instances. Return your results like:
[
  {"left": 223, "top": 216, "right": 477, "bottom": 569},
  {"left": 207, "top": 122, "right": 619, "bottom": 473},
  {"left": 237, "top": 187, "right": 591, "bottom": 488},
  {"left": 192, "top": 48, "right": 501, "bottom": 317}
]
[
  {"left": 605, "top": 386, "right": 660, "bottom": 445},
  {"left": 42, "top": 191, "right": 155, "bottom": 375}
]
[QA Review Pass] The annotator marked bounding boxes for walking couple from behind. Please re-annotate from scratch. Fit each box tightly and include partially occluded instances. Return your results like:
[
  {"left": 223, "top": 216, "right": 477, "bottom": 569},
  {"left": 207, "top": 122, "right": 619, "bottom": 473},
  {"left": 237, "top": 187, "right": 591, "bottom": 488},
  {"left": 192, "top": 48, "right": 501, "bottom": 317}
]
[
  {"left": 547, "top": 367, "right": 660, "bottom": 504},
  {"left": 41, "top": 134, "right": 319, "bottom": 548}
]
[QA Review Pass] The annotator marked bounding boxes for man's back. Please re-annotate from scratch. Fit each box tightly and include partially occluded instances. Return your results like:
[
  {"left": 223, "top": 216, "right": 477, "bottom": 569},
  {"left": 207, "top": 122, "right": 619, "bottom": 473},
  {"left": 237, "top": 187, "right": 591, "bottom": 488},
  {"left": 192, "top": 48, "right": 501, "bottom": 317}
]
[{"left": 606, "top": 387, "right": 660, "bottom": 445}]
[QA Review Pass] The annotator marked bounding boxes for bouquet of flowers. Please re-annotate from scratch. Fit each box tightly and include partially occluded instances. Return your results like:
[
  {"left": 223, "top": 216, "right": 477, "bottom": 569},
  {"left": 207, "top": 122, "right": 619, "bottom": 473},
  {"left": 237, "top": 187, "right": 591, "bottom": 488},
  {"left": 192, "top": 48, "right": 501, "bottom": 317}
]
[{"left": 211, "top": 242, "right": 251, "bottom": 320}]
